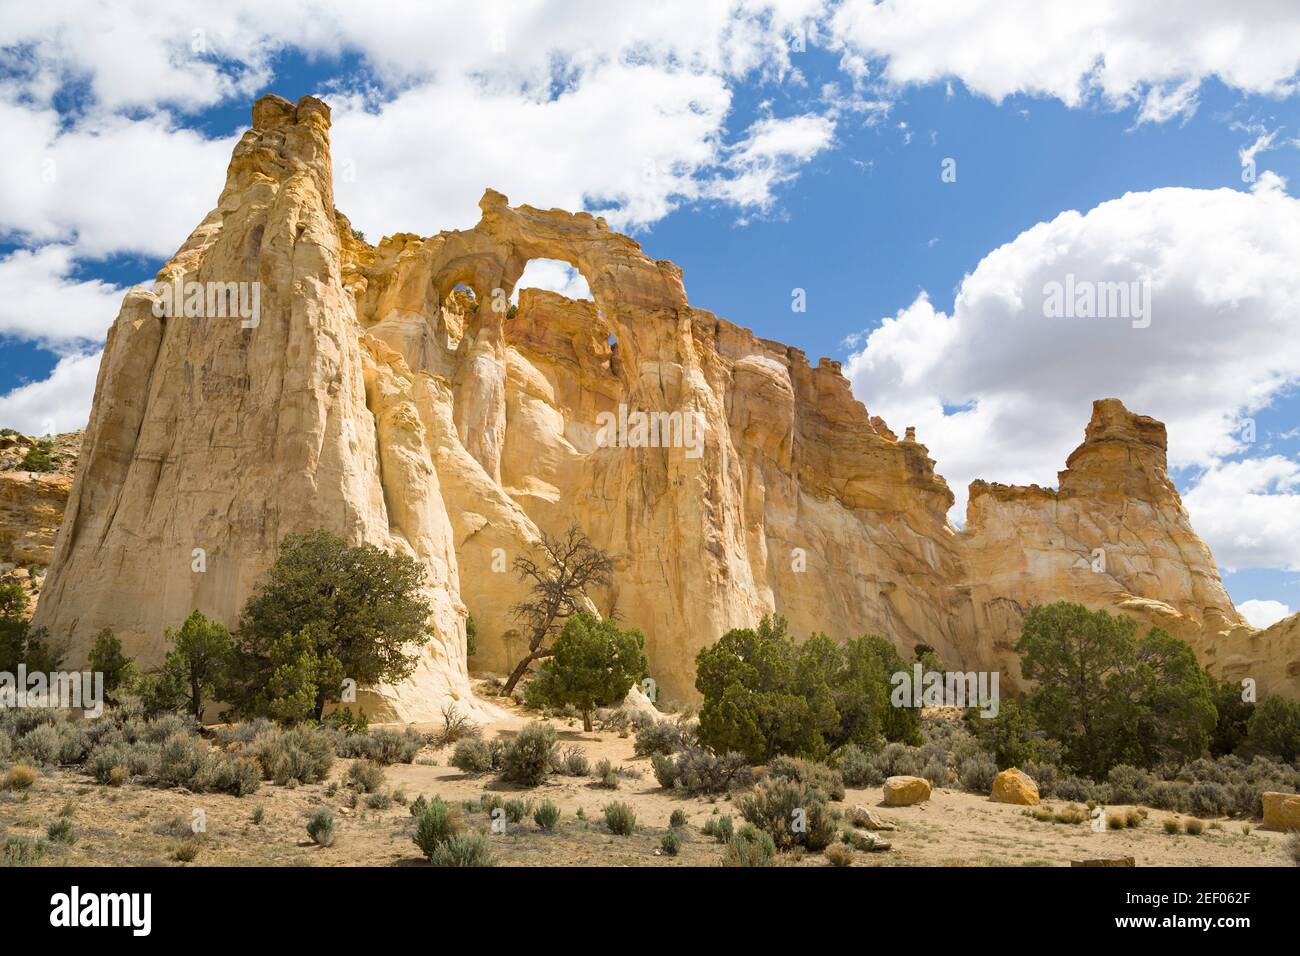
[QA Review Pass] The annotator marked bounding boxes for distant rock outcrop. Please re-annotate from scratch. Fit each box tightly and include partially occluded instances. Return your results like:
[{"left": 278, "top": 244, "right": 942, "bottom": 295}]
[{"left": 28, "top": 94, "right": 1300, "bottom": 716}]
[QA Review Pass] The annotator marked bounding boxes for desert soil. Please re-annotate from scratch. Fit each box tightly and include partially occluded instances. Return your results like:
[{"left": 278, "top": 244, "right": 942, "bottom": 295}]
[{"left": 1, "top": 692, "right": 1293, "bottom": 867}]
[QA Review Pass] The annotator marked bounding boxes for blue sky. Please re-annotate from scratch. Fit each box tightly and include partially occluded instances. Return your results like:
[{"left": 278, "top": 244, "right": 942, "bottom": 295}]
[{"left": 1, "top": 1, "right": 1299, "bottom": 621}]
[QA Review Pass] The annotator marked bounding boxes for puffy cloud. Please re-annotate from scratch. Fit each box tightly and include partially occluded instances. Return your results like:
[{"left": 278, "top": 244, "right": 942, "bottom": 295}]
[
  {"left": 830, "top": 0, "right": 1300, "bottom": 121},
  {"left": 0, "top": 246, "right": 124, "bottom": 348},
  {"left": 1236, "top": 599, "right": 1293, "bottom": 629},
  {"left": 1183, "top": 457, "right": 1300, "bottom": 572},
  {"left": 0, "top": 350, "right": 101, "bottom": 435},
  {"left": 0, "top": 97, "right": 236, "bottom": 258},
  {"left": 844, "top": 179, "right": 1300, "bottom": 542}
]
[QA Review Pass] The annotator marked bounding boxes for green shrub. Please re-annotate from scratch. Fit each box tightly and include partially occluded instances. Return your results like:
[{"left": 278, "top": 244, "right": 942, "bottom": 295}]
[
  {"left": 740, "top": 776, "right": 835, "bottom": 851},
  {"left": 252, "top": 805, "right": 265, "bottom": 825},
  {"left": 1107, "top": 765, "right": 1156, "bottom": 804},
  {"left": 17, "top": 724, "right": 60, "bottom": 765},
  {"left": 500, "top": 722, "right": 556, "bottom": 786},
  {"left": 594, "top": 758, "right": 619, "bottom": 789},
  {"left": 533, "top": 800, "right": 560, "bottom": 831},
  {"left": 696, "top": 616, "right": 917, "bottom": 763},
  {"left": 414, "top": 798, "right": 461, "bottom": 859},
  {"left": 603, "top": 801, "right": 636, "bottom": 835},
  {"left": 450, "top": 738, "right": 496, "bottom": 774},
  {"left": 1247, "top": 696, "right": 1300, "bottom": 763},
  {"left": 660, "top": 831, "right": 681, "bottom": 856},
  {"left": 651, "top": 745, "right": 753, "bottom": 795},
  {"left": 701, "top": 813, "right": 734, "bottom": 843},
  {"left": 253, "top": 726, "right": 334, "bottom": 784},
  {"left": 346, "top": 760, "right": 385, "bottom": 793},
  {"left": 154, "top": 732, "right": 209, "bottom": 788},
  {"left": 1188, "top": 781, "right": 1230, "bottom": 817},
  {"left": 46, "top": 818, "right": 75, "bottom": 843},
  {"left": 365, "top": 727, "right": 424, "bottom": 765},
  {"left": 1163, "top": 818, "right": 1180, "bottom": 834},
  {"left": 552, "top": 744, "right": 589, "bottom": 777},
  {"left": 958, "top": 752, "right": 997, "bottom": 793},
  {"left": 366, "top": 791, "right": 393, "bottom": 810},
  {"left": 669, "top": 809, "right": 687, "bottom": 828},
  {"left": 504, "top": 798, "right": 528, "bottom": 823},
  {"left": 835, "top": 743, "right": 883, "bottom": 788},
  {"left": 723, "top": 823, "right": 776, "bottom": 867},
  {"left": 196, "top": 754, "right": 262, "bottom": 796},
  {"left": 524, "top": 613, "right": 648, "bottom": 732},
  {"left": 307, "top": 808, "right": 336, "bottom": 847},
  {"left": 1, "top": 835, "right": 46, "bottom": 866},
  {"left": 766, "top": 756, "right": 845, "bottom": 801},
  {"left": 634, "top": 720, "right": 691, "bottom": 757},
  {"left": 428, "top": 832, "right": 495, "bottom": 867},
  {"left": 1184, "top": 817, "right": 1205, "bottom": 835}
]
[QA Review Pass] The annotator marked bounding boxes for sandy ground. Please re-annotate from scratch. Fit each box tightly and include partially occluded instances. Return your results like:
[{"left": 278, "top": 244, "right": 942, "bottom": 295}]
[{"left": 1, "top": 697, "right": 1293, "bottom": 867}]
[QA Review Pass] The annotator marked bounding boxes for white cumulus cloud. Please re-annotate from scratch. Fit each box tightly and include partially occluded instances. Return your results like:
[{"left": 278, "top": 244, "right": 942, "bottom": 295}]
[{"left": 1236, "top": 598, "right": 1293, "bottom": 628}]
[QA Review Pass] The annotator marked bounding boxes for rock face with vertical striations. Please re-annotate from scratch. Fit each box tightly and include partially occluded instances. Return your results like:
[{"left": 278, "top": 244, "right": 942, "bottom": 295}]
[{"left": 29, "top": 94, "right": 1299, "bottom": 717}]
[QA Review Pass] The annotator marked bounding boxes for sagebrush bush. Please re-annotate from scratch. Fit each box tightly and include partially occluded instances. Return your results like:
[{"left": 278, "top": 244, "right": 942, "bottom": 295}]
[
  {"left": 500, "top": 722, "right": 556, "bottom": 787},
  {"left": 633, "top": 720, "right": 691, "bottom": 757},
  {"left": 1184, "top": 817, "right": 1205, "bottom": 835},
  {"left": 834, "top": 743, "right": 883, "bottom": 788},
  {"left": 365, "top": 727, "right": 424, "bottom": 765},
  {"left": 1163, "top": 818, "right": 1180, "bottom": 834},
  {"left": 414, "top": 797, "right": 461, "bottom": 859},
  {"left": 651, "top": 746, "right": 753, "bottom": 795},
  {"left": 196, "top": 754, "right": 261, "bottom": 796},
  {"left": 740, "top": 777, "right": 836, "bottom": 851},
  {"left": 17, "top": 724, "right": 60, "bottom": 765},
  {"left": 766, "top": 756, "right": 845, "bottom": 801},
  {"left": 825, "top": 843, "right": 853, "bottom": 866},
  {"left": 346, "top": 759, "right": 385, "bottom": 793},
  {"left": 669, "top": 808, "right": 687, "bottom": 828},
  {"left": 450, "top": 738, "right": 495, "bottom": 775},
  {"left": 603, "top": 801, "right": 636, "bottom": 835},
  {"left": 2, "top": 835, "right": 46, "bottom": 866},
  {"left": 504, "top": 798, "right": 528, "bottom": 823},
  {"left": 1188, "top": 781, "right": 1230, "bottom": 817},
  {"left": 1053, "top": 775, "right": 1097, "bottom": 804},
  {"left": 173, "top": 838, "right": 202, "bottom": 862},
  {"left": 702, "top": 813, "right": 733, "bottom": 843},
  {"left": 154, "top": 732, "right": 209, "bottom": 788},
  {"left": 46, "top": 818, "right": 75, "bottom": 843},
  {"left": 958, "top": 752, "right": 997, "bottom": 793},
  {"left": 723, "top": 823, "right": 776, "bottom": 867},
  {"left": 534, "top": 800, "right": 560, "bottom": 831},
  {"left": 660, "top": 831, "right": 681, "bottom": 856},
  {"left": 1107, "top": 765, "right": 1156, "bottom": 805},
  {"left": 251, "top": 726, "right": 334, "bottom": 785},
  {"left": 551, "top": 745, "right": 589, "bottom": 777},
  {"left": 428, "top": 832, "right": 495, "bottom": 867},
  {"left": 307, "top": 807, "right": 336, "bottom": 847}
]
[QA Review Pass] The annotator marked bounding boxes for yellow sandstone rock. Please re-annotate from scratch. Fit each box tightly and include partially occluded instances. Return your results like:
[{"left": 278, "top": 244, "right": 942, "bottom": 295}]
[
  {"left": 990, "top": 768, "right": 1040, "bottom": 806},
  {"left": 1261, "top": 791, "right": 1300, "bottom": 831},
  {"left": 883, "top": 775, "right": 931, "bottom": 806},
  {"left": 26, "top": 93, "right": 1300, "bottom": 719}
]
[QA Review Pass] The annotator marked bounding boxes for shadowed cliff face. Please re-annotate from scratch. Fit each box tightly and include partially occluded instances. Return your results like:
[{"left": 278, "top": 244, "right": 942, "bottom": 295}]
[{"left": 31, "top": 94, "right": 1299, "bottom": 713}]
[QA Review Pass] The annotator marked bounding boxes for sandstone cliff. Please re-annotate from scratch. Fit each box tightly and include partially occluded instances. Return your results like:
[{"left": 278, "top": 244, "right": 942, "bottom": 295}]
[{"left": 29, "top": 94, "right": 1300, "bottom": 714}]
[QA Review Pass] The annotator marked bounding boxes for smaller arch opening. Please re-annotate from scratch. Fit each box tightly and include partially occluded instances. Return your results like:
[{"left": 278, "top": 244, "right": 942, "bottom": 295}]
[{"left": 440, "top": 283, "right": 478, "bottom": 350}]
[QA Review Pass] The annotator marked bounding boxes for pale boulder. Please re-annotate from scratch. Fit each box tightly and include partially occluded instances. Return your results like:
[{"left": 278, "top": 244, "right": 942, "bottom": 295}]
[
  {"left": 990, "top": 767, "right": 1040, "bottom": 806},
  {"left": 1261, "top": 791, "right": 1300, "bottom": 831},
  {"left": 883, "top": 775, "right": 931, "bottom": 806}
]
